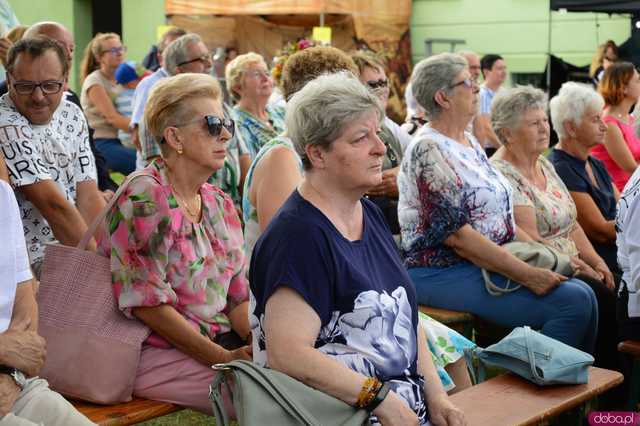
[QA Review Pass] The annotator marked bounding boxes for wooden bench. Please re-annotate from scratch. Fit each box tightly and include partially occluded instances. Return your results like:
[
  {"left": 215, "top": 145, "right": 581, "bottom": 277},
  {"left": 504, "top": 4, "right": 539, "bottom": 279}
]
[
  {"left": 618, "top": 340, "right": 640, "bottom": 410},
  {"left": 418, "top": 305, "right": 474, "bottom": 339},
  {"left": 72, "top": 398, "right": 183, "bottom": 426},
  {"left": 450, "top": 366, "right": 623, "bottom": 426}
]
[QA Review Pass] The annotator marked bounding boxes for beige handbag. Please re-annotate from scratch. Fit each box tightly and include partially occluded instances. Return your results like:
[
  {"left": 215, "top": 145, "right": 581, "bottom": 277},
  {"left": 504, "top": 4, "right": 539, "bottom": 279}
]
[
  {"left": 483, "top": 241, "right": 574, "bottom": 296},
  {"left": 37, "top": 172, "right": 153, "bottom": 404}
]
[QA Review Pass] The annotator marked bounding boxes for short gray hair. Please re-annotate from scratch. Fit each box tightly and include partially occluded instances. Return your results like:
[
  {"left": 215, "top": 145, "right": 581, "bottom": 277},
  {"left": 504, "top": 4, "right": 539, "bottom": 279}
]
[
  {"left": 410, "top": 53, "right": 468, "bottom": 120},
  {"left": 163, "top": 33, "right": 202, "bottom": 76},
  {"left": 491, "top": 86, "right": 547, "bottom": 145},
  {"left": 285, "top": 71, "right": 383, "bottom": 170},
  {"left": 549, "top": 82, "right": 604, "bottom": 140}
]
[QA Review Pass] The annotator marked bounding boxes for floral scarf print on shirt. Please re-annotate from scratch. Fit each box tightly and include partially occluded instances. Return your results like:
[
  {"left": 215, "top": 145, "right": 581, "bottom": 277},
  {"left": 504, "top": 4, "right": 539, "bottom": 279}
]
[
  {"left": 398, "top": 126, "right": 515, "bottom": 268},
  {"left": 100, "top": 159, "right": 249, "bottom": 347}
]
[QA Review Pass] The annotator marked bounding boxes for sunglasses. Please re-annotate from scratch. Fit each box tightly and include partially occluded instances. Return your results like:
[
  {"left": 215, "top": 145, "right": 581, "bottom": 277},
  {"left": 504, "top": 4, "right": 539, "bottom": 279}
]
[
  {"left": 366, "top": 79, "right": 388, "bottom": 90},
  {"left": 177, "top": 53, "right": 213, "bottom": 67},
  {"left": 449, "top": 78, "right": 475, "bottom": 89},
  {"left": 161, "top": 115, "right": 235, "bottom": 145},
  {"left": 204, "top": 115, "right": 235, "bottom": 138}
]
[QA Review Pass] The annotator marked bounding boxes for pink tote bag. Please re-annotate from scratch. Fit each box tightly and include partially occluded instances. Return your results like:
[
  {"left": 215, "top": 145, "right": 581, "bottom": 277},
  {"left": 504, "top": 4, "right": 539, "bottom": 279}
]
[{"left": 37, "top": 172, "right": 153, "bottom": 404}]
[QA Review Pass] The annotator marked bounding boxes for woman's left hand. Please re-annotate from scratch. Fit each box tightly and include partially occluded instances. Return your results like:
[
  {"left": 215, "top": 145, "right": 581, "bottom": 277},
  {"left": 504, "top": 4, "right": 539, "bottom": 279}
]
[
  {"left": 428, "top": 394, "right": 467, "bottom": 426},
  {"left": 570, "top": 257, "right": 601, "bottom": 282},
  {"left": 593, "top": 261, "right": 615, "bottom": 290}
]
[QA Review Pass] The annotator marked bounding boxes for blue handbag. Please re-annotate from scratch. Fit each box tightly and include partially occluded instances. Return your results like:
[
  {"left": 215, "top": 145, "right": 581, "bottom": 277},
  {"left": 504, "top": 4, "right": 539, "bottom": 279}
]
[{"left": 465, "top": 326, "right": 594, "bottom": 386}]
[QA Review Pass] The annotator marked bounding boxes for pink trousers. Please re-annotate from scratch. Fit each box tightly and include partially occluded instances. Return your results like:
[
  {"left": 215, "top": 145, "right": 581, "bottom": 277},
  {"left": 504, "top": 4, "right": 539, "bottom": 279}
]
[{"left": 133, "top": 345, "right": 219, "bottom": 415}]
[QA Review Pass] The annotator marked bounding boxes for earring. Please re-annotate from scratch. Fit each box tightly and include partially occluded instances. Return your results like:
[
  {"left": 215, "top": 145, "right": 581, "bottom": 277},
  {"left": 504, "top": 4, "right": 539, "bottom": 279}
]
[{"left": 177, "top": 147, "right": 183, "bottom": 155}]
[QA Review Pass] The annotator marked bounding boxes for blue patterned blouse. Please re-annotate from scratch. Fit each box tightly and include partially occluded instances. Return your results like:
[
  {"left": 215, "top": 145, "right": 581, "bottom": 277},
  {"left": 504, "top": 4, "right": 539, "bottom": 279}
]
[
  {"left": 398, "top": 126, "right": 515, "bottom": 268},
  {"left": 231, "top": 105, "right": 285, "bottom": 159}
]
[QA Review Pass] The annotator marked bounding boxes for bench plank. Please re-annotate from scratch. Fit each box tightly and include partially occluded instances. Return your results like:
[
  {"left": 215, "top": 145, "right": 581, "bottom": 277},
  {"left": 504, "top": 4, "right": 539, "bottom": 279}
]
[
  {"left": 418, "top": 305, "right": 474, "bottom": 339},
  {"left": 73, "top": 398, "right": 182, "bottom": 426},
  {"left": 449, "top": 367, "right": 623, "bottom": 426},
  {"left": 618, "top": 340, "right": 640, "bottom": 357},
  {"left": 418, "top": 306, "right": 474, "bottom": 324}
]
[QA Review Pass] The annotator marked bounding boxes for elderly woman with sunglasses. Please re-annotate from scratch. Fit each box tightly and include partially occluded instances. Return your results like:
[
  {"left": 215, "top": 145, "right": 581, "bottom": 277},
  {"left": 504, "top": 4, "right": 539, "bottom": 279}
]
[
  {"left": 98, "top": 73, "right": 251, "bottom": 414},
  {"left": 250, "top": 71, "right": 466, "bottom": 426},
  {"left": 80, "top": 32, "right": 136, "bottom": 175},
  {"left": 351, "top": 51, "right": 411, "bottom": 236},
  {"left": 226, "top": 52, "right": 285, "bottom": 159},
  {"left": 399, "top": 53, "right": 598, "bottom": 354}
]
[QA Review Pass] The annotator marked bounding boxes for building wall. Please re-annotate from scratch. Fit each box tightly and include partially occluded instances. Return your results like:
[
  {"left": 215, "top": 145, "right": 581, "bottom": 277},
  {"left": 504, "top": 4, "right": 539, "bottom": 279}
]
[
  {"left": 121, "top": 0, "right": 166, "bottom": 69},
  {"left": 9, "top": 0, "right": 166, "bottom": 92},
  {"left": 411, "top": 0, "right": 631, "bottom": 74},
  {"left": 10, "top": 0, "right": 85, "bottom": 90}
]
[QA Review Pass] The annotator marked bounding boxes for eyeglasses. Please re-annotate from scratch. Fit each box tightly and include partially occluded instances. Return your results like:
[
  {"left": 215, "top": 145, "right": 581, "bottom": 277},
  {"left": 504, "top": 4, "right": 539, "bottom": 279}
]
[
  {"left": 101, "top": 46, "right": 126, "bottom": 55},
  {"left": 245, "top": 69, "right": 271, "bottom": 79},
  {"left": 449, "top": 78, "right": 475, "bottom": 89},
  {"left": 11, "top": 79, "right": 64, "bottom": 95},
  {"left": 177, "top": 53, "right": 213, "bottom": 67},
  {"left": 366, "top": 79, "right": 388, "bottom": 90}
]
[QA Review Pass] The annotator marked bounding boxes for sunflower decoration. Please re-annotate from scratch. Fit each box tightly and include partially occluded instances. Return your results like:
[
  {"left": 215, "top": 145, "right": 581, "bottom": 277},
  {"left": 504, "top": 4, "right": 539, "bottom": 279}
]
[{"left": 272, "top": 38, "right": 319, "bottom": 87}]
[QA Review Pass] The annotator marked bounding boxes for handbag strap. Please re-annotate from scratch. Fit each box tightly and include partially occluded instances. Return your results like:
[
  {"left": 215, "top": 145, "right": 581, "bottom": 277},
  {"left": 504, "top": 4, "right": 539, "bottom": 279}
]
[
  {"left": 77, "top": 171, "right": 160, "bottom": 250},
  {"left": 225, "top": 360, "right": 350, "bottom": 426},
  {"left": 523, "top": 326, "right": 544, "bottom": 383},
  {"left": 210, "top": 372, "right": 232, "bottom": 426},
  {"left": 482, "top": 268, "right": 521, "bottom": 296}
]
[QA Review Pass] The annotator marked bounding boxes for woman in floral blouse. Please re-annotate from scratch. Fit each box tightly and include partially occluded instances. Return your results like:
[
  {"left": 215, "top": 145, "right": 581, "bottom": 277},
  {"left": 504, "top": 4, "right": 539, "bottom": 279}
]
[
  {"left": 490, "top": 85, "right": 617, "bottom": 369},
  {"left": 99, "top": 73, "right": 250, "bottom": 414},
  {"left": 399, "top": 53, "right": 598, "bottom": 353},
  {"left": 226, "top": 52, "right": 285, "bottom": 159}
]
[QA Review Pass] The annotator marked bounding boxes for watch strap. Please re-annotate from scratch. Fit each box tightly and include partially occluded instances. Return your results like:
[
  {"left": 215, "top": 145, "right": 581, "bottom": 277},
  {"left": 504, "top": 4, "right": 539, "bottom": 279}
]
[
  {"left": 0, "top": 365, "right": 15, "bottom": 375},
  {"left": 364, "top": 382, "right": 391, "bottom": 412}
]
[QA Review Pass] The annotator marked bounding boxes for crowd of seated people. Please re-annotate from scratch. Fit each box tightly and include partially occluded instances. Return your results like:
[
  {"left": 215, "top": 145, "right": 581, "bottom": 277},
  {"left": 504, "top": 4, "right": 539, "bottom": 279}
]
[{"left": 1, "top": 18, "right": 640, "bottom": 426}]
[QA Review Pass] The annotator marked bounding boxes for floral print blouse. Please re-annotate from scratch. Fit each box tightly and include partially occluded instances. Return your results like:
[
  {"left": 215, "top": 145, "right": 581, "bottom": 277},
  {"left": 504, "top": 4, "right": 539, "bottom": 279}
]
[
  {"left": 398, "top": 126, "right": 515, "bottom": 268},
  {"left": 99, "top": 159, "right": 249, "bottom": 348},
  {"left": 232, "top": 105, "right": 285, "bottom": 159},
  {"left": 491, "top": 155, "right": 579, "bottom": 256}
]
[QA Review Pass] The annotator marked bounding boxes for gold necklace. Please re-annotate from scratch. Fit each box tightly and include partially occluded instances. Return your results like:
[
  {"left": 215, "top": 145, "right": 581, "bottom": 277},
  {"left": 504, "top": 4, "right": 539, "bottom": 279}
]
[{"left": 166, "top": 171, "right": 201, "bottom": 218}]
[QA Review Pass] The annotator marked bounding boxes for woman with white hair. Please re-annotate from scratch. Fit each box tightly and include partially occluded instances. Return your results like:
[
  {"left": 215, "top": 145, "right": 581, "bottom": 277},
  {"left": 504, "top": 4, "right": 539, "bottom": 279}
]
[
  {"left": 548, "top": 82, "right": 620, "bottom": 280},
  {"left": 490, "top": 85, "right": 617, "bottom": 369},
  {"left": 399, "top": 53, "right": 597, "bottom": 354},
  {"left": 98, "top": 73, "right": 251, "bottom": 413},
  {"left": 250, "top": 72, "right": 466, "bottom": 426},
  {"left": 226, "top": 52, "right": 285, "bottom": 158}
]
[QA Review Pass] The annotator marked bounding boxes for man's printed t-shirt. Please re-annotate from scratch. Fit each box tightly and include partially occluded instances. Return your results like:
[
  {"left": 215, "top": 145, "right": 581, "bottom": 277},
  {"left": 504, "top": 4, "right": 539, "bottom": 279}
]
[{"left": 0, "top": 94, "right": 97, "bottom": 265}]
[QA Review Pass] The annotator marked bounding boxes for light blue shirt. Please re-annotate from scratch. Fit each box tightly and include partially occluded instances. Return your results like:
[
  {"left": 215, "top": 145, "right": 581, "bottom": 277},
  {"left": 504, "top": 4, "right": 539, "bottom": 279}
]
[
  {"left": 130, "top": 67, "right": 168, "bottom": 127},
  {"left": 479, "top": 85, "right": 496, "bottom": 115}
]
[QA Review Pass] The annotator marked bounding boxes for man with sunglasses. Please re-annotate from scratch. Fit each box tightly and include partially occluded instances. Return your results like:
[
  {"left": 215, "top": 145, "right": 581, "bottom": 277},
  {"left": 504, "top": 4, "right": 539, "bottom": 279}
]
[{"left": 0, "top": 37, "right": 104, "bottom": 278}]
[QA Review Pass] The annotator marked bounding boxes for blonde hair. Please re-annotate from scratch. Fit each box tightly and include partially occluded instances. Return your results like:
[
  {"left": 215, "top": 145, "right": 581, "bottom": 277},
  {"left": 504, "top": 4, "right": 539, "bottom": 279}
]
[
  {"left": 350, "top": 50, "right": 385, "bottom": 76},
  {"left": 144, "top": 73, "right": 222, "bottom": 156},
  {"left": 80, "top": 32, "right": 119, "bottom": 84},
  {"left": 224, "top": 52, "right": 266, "bottom": 101}
]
